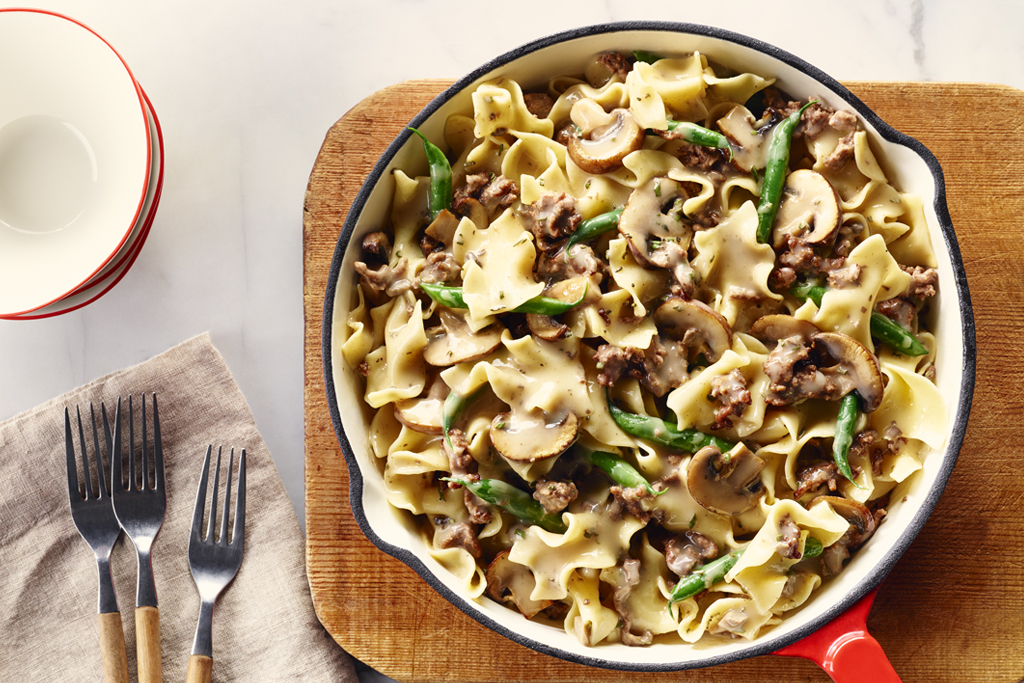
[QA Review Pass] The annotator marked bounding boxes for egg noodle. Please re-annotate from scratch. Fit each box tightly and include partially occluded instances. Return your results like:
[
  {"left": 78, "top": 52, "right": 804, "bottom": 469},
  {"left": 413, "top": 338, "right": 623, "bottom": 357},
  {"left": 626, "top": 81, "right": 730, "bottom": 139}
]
[{"left": 340, "top": 50, "right": 943, "bottom": 646}]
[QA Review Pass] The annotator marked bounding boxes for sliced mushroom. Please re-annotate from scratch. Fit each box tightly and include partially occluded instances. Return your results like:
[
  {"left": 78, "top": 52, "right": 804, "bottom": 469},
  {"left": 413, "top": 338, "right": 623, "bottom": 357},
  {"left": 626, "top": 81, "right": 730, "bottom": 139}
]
[
  {"left": 567, "top": 100, "right": 645, "bottom": 174},
  {"left": 452, "top": 197, "right": 488, "bottom": 230},
  {"left": 772, "top": 170, "right": 842, "bottom": 248},
  {"left": 716, "top": 105, "right": 772, "bottom": 172},
  {"left": 617, "top": 177, "right": 695, "bottom": 291},
  {"left": 654, "top": 297, "right": 733, "bottom": 362},
  {"left": 809, "top": 495, "right": 878, "bottom": 576},
  {"left": 545, "top": 275, "right": 589, "bottom": 304},
  {"left": 394, "top": 396, "right": 443, "bottom": 434},
  {"left": 423, "top": 309, "right": 503, "bottom": 367},
  {"left": 809, "top": 496, "right": 876, "bottom": 544},
  {"left": 686, "top": 443, "right": 765, "bottom": 516},
  {"left": 490, "top": 410, "right": 578, "bottom": 463},
  {"left": 812, "top": 332, "right": 885, "bottom": 412},
  {"left": 524, "top": 276, "right": 587, "bottom": 341},
  {"left": 749, "top": 314, "right": 820, "bottom": 345},
  {"left": 486, "top": 550, "right": 552, "bottom": 618},
  {"left": 526, "top": 313, "right": 570, "bottom": 341},
  {"left": 424, "top": 209, "right": 461, "bottom": 249}
]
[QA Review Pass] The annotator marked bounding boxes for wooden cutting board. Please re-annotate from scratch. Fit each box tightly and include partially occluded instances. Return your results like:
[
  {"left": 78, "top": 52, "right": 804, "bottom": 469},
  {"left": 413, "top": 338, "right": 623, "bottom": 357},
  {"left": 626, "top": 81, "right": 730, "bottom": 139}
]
[{"left": 303, "top": 80, "right": 1024, "bottom": 683}]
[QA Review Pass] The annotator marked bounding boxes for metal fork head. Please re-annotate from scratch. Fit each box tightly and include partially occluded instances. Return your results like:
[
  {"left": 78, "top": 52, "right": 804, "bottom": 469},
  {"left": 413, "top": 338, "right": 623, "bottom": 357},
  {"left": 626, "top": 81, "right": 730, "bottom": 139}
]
[
  {"left": 111, "top": 394, "right": 166, "bottom": 497},
  {"left": 188, "top": 445, "right": 246, "bottom": 657},
  {"left": 65, "top": 403, "right": 122, "bottom": 614},
  {"left": 110, "top": 393, "right": 167, "bottom": 608}
]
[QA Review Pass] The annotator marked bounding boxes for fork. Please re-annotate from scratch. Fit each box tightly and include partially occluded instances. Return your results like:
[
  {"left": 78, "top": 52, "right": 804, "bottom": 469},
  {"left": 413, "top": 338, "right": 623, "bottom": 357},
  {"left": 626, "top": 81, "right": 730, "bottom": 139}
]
[
  {"left": 64, "top": 404, "right": 130, "bottom": 683},
  {"left": 110, "top": 394, "right": 166, "bottom": 683},
  {"left": 186, "top": 445, "right": 246, "bottom": 683}
]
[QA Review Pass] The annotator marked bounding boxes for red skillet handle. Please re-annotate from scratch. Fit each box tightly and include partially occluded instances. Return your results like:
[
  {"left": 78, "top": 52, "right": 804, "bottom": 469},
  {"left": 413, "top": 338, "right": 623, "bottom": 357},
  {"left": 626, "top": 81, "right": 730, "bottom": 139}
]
[{"left": 774, "top": 588, "right": 901, "bottom": 682}]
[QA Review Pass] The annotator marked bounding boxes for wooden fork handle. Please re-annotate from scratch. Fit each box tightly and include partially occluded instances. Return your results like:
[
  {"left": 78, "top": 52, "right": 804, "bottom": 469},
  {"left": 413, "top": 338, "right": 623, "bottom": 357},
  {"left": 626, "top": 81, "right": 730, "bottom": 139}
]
[
  {"left": 97, "top": 612, "right": 130, "bottom": 683},
  {"left": 136, "top": 606, "right": 162, "bottom": 683},
  {"left": 186, "top": 654, "right": 213, "bottom": 683}
]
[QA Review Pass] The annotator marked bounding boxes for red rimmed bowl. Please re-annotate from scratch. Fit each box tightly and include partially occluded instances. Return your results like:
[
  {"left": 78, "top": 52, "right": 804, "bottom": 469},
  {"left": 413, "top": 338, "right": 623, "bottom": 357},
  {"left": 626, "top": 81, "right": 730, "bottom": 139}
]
[
  {"left": 321, "top": 22, "right": 975, "bottom": 676},
  {"left": 0, "top": 9, "right": 152, "bottom": 316}
]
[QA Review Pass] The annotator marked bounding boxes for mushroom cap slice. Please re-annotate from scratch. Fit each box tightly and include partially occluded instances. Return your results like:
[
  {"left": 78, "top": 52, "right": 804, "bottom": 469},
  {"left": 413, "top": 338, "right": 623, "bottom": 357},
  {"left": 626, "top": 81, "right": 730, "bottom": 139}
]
[
  {"left": 686, "top": 443, "right": 766, "bottom": 516},
  {"left": 617, "top": 177, "right": 696, "bottom": 290},
  {"left": 809, "top": 495, "right": 876, "bottom": 545},
  {"left": 812, "top": 332, "right": 885, "bottom": 412},
  {"left": 716, "top": 105, "right": 771, "bottom": 173},
  {"left": 486, "top": 550, "right": 553, "bottom": 618},
  {"left": 772, "top": 170, "right": 842, "bottom": 248},
  {"left": 567, "top": 101, "right": 645, "bottom": 175},
  {"left": 490, "top": 410, "right": 578, "bottom": 463},
  {"left": 393, "top": 396, "right": 444, "bottom": 435},
  {"left": 654, "top": 297, "right": 733, "bottom": 362},
  {"left": 423, "top": 309, "right": 503, "bottom": 367},
  {"left": 545, "top": 275, "right": 589, "bottom": 304},
  {"left": 526, "top": 313, "right": 570, "bottom": 342},
  {"left": 525, "top": 276, "right": 587, "bottom": 341},
  {"left": 452, "top": 197, "right": 488, "bottom": 230},
  {"left": 424, "top": 209, "right": 462, "bottom": 249},
  {"left": 749, "top": 314, "right": 820, "bottom": 345}
]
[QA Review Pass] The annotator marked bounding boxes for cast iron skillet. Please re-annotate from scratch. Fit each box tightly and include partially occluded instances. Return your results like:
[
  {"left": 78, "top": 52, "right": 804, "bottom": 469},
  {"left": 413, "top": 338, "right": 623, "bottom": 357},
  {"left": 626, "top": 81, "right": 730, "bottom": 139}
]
[{"left": 322, "top": 21, "right": 976, "bottom": 679}]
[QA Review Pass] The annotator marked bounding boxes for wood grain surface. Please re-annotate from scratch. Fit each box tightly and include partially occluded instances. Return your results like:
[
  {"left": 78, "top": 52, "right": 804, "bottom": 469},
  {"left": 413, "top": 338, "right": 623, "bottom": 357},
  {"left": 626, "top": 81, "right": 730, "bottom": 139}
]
[{"left": 303, "top": 80, "right": 1024, "bottom": 683}]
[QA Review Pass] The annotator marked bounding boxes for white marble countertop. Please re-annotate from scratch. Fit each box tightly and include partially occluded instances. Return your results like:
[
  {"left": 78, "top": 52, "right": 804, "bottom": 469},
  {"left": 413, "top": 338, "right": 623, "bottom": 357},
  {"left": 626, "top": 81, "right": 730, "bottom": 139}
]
[{"left": 3, "top": 1, "right": 1020, "bottom": 680}]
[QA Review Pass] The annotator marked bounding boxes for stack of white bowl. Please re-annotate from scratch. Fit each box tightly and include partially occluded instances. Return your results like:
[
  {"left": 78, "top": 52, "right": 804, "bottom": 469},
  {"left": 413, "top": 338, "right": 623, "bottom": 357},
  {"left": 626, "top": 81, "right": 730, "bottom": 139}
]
[{"left": 0, "top": 9, "right": 164, "bottom": 320}]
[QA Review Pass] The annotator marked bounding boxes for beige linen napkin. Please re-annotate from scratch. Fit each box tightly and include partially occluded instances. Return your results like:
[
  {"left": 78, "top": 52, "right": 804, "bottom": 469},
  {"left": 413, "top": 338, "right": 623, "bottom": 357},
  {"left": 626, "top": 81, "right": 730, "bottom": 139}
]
[{"left": 0, "top": 333, "right": 356, "bottom": 682}]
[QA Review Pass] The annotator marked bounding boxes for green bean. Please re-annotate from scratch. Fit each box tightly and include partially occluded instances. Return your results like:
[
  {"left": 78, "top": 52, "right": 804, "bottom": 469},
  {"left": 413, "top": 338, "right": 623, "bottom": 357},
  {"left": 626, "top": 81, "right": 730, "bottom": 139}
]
[
  {"left": 443, "top": 477, "right": 567, "bottom": 534},
  {"left": 789, "top": 281, "right": 929, "bottom": 356},
  {"left": 607, "top": 400, "right": 734, "bottom": 453},
  {"left": 832, "top": 393, "right": 860, "bottom": 484},
  {"left": 669, "top": 536, "right": 824, "bottom": 605},
  {"left": 442, "top": 386, "right": 485, "bottom": 452},
  {"left": 755, "top": 100, "right": 817, "bottom": 244},
  {"left": 578, "top": 447, "right": 664, "bottom": 497},
  {"left": 665, "top": 120, "right": 733, "bottom": 160},
  {"left": 669, "top": 548, "right": 743, "bottom": 604},
  {"left": 632, "top": 50, "right": 662, "bottom": 64},
  {"left": 419, "top": 282, "right": 587, "bottom": 316},
  {"left": 869, "top": 312, "right": 929, "bottom": 356},
  {"left": 565, "top": 208, "right": 623, "bottom": 249},
  {"left": 408, "top": 127, "right": 452, "bottom": 221},
  {"left": 790, "top": 280, "right": 827, "bottom": 307},
  {"left": 420, "top": 282, "right": 468, "bottom": 309}
]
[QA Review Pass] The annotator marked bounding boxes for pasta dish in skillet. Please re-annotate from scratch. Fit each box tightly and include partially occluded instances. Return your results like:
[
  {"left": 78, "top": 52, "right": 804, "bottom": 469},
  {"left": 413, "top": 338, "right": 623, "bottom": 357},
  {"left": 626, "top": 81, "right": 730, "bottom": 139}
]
[{"left": 339, "top": 49, "right": 944, "bottom": 646}]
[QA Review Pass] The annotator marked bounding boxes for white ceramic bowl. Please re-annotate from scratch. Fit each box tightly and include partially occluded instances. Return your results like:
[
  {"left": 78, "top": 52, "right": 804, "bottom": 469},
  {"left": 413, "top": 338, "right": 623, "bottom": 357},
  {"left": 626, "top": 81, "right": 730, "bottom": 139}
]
[
  {"left": 322, "top": 23, "right": 976, "bottom": 671},
  {"left": 0, "top": 9, "right": 151, "bottom": 316},
  {"left": 11, "top": 86, "right": 164, "bottom": 320}
]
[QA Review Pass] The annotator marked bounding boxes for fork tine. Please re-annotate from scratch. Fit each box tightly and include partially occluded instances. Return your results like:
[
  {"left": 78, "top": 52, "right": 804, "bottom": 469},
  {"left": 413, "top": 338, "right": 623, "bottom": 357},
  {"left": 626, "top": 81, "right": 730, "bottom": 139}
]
[
  {"left": 141, "top": 394, "right": 149, "bottom": 491},
  {"left": 128, "top": 395, "right": 136, "bottom": 491},
  {"left": 233, "top": 449, "right": 246, "bottom": 547},
  {"left": 65, "top": 408, "right": 81, "bottom": 500},
  {"left": 221, "top": 449, "right": 233, "bottom": 546},
  {"left": 89, "top": 404, "right": 111, "bottom": 500},
  {"left": 152, "top": 394, "right": 164, "bottom": 492},
  {"left": 207, "top": 447, "right": 222, "bottom": 542},
  {"left": 106, "top": 398, "right": 123, "bottom": 493},
  {"left": 76, "top": 405, "right": 94, "bottom": 500},
  {"left": 191, "top": 446, "right": 212, "bottom": 541}
]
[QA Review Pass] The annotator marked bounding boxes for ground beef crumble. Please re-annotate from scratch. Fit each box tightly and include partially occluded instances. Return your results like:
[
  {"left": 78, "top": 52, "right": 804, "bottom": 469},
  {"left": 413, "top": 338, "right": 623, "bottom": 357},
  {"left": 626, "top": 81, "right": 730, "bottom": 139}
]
[
  {"left": 664, "top": 531, "right": 718, "bottom": 577},
  {"left": 453, "top": 173, "right": 519, "bottom": 219},
  {"left": 709, "top": 369, "right": 751, "bottom": 430},
  {"left": 517, "top": 192, "right": 582, "bottom": 254},
  {"left": 532, "top": 478, "right": 578, "bottom": 514},
  {"left": 434, "top": 519, "right": 481, "bottom": 558},
  {"left": 597, "top": 51, "right": 631, "bottom": 81}
]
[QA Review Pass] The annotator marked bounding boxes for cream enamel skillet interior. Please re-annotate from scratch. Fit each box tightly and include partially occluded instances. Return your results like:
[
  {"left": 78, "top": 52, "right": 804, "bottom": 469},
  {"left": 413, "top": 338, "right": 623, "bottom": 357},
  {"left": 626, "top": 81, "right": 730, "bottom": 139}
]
[{"left": 322, "top": 22, "right": 975, "bottom": 670}]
